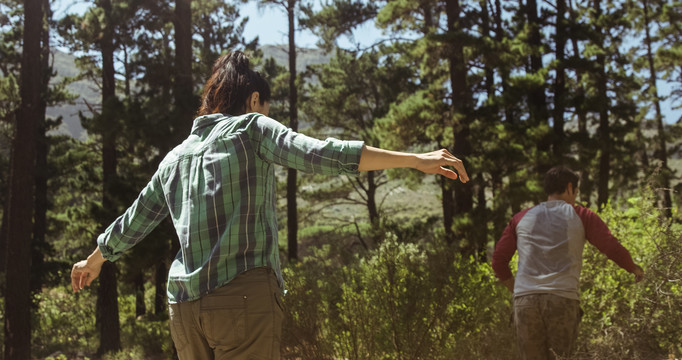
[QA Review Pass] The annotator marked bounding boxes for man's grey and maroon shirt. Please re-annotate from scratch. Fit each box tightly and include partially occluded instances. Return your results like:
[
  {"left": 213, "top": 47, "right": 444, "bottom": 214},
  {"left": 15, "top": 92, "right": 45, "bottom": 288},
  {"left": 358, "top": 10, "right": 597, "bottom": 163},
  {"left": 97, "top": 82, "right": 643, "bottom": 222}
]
[{"left": 492, "top": 200, "right": 637, "bottom": 300}]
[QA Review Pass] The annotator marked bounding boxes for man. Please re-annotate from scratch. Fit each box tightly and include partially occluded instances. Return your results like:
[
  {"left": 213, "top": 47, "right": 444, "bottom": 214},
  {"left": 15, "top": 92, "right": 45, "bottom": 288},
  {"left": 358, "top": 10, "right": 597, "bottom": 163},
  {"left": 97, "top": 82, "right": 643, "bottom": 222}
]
[
  {"left": 70, "top": 51, "right": 469, "bottom": 360},
  {"left": 492, "top": 166, "right": 644, "bottom": 360}
]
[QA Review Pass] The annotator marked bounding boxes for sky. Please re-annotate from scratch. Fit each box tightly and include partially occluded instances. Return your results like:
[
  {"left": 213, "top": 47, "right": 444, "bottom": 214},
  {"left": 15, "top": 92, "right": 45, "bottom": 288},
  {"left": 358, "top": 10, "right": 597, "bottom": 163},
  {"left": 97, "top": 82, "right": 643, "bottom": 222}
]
[
  {"left": 240, "top": 2, "right": 385, "bottom": 49},
  {"left": 52, "top": 0, "right": 680, "bottom": 124}
]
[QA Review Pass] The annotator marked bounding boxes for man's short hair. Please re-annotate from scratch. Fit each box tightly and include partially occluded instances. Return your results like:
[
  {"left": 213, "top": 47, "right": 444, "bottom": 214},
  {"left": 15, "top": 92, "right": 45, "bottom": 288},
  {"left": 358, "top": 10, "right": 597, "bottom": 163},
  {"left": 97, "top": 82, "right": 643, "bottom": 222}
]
[{"left": 544, "top": 166, "right": 579, "bottom": 195}]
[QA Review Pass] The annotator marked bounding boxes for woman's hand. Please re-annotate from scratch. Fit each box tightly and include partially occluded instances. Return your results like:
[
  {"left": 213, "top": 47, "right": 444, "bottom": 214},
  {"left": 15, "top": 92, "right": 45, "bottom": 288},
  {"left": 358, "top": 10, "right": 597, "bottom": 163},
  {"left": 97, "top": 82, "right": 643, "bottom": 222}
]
[
  {"left": 71, "top": 248, "right": 106, "bottom": 293},
  {"left": 414, "top": 149, "right": 469, "bottom": 182}
]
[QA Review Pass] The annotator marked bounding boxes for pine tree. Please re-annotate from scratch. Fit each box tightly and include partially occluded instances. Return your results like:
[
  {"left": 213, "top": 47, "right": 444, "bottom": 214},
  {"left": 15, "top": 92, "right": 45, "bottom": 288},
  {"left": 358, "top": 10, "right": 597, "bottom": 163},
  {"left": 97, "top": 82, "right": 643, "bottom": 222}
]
[
  {"left": 95, "top": 0, "right": 122, "bottom": 353},
  {"left": 257, "top": 0, "right": 310, "bottom": 260},
  {"left": 4, "top": 0, "right": 42, "bottom": 357}
]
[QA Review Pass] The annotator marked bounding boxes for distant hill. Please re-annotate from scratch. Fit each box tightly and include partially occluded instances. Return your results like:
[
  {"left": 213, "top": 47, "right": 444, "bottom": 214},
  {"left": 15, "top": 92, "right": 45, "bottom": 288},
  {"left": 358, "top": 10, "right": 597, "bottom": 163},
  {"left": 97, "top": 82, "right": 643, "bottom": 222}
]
[
  {"left": 260, "top": 45, "right": 331, "bottom": 73},
  {"left": 48, "top": 51, "right": 99, "bottom": 139},
  {"left": 47, "top": 45, "right": 330, "bottom": 139}
]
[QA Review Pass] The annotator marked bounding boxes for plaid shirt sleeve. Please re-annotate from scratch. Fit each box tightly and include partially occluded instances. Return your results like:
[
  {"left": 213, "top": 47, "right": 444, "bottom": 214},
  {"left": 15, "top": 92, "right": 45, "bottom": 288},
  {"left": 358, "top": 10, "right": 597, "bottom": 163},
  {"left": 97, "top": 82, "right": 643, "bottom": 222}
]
[
  {"left": 248, "top": 114, "right": 364, "bottom": 175},
  {"left": 97, "top": 172, "right": 169, "bottom": 262}
]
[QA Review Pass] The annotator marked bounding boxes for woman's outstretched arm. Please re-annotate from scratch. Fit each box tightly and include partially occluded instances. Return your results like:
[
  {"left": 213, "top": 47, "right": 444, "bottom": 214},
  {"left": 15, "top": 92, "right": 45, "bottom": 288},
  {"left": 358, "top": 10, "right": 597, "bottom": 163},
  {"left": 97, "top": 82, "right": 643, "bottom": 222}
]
[{"left": 358, "top": 145, "right": 469, "bottom": 183}]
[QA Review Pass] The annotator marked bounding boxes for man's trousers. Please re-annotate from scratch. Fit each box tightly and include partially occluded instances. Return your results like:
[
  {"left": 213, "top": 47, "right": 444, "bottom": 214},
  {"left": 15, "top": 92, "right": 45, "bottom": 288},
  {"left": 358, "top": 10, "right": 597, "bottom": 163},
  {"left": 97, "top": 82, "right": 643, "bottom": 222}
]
[{"left": 513, "top": 293, "right": 581, "bottom": 360}]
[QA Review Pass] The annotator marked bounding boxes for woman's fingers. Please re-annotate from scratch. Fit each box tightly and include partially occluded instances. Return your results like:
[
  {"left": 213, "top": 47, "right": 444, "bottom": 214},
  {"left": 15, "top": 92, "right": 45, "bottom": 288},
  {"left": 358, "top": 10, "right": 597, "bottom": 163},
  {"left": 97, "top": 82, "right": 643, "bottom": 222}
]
[
  {"left": 79, "top": 271, "right": 87, "bottom": 290},
  {"left": 440, "top": 150, "right": 469, "bottom": 183},
  {"left": 71, "top": 261, "right": 91, "bottom": 293},
  {"left": 439, "top": 167, "right": 459, "bottom": 180}
]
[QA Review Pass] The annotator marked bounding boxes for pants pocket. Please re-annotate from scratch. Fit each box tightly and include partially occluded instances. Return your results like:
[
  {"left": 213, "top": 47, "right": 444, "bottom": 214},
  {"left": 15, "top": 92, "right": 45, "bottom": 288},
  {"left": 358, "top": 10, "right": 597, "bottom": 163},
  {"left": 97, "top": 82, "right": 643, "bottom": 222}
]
[
  {"left": 168, "top": 305, "right": 189, "bottom": 353},
  {"left": 200, "top": 295, "right": 247, "bottom": 350}
]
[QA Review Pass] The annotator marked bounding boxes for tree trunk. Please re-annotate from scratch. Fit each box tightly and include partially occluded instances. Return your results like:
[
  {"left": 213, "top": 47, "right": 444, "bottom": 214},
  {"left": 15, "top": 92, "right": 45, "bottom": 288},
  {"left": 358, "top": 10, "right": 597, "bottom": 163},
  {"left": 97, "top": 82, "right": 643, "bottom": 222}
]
[
  {"left": 155, "top": 260, "right": 167, "bottom": 317},
  {"left": 569, "top": 0, "right": 593, "bottom": 204},
  {"left": 445, "top": 0, "right": 473, "bottom": 247},
  {"left": 642, "top": 0, "right": 672, "bottom": 217},
  {"left": 366, "top": 171, "right": 379, "bottom": 224},
  {"left": 525, "top": 0, "right": 550, "bottom": 174},
  {"left": 4, "top": 0, "right": 42, "bottom": 358},
  {"left": 96, "top": 0, "right": 121, "bottom": 355},
  {"left": 594, "top": 0, "right": 610, "bottom": 209},
  {"left": 553, "top": 0, "right": 567, "bottom": 161},
  {"left": 476, "top": 0, "right": 493, "bottom": 260},
  {"left": 174, "top": 0, "right": 193, "bottom": 139},
  {"left": 493, "top": 0, "right": 514, "bottom": 123},
  {"left": 474, "top": 174, "right": 487, "bottom": 261},
  {"left": 135, "top": 271, "right": 146, "bottom": 317},
  {"left": 31, "top": 0, "right": 51, "bottom": 296},
  {"left": 287, "top": 0, "right": 299, "bottom": 260},
  {"left": 440, "top": 176, "right": 455, "bottom": 243},
  {"left": 0, "top": 208, "right": 8, "bottom": 275}
]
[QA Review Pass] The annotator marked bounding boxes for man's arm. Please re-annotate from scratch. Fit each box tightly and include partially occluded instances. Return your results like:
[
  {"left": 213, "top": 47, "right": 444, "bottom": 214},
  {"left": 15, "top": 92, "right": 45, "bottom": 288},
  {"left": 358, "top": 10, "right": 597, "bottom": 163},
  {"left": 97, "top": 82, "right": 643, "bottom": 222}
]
[
  {"left": 501, "top": 277, "right": 515, "bottom": 292},
  {"left": 575, "top": 206, "right": 645, "bottom": 283},
  {"left": 358, "top": 146, "right": 469, "bottom": 183},
  {"left": 492, "top": 215, "right": 522, "bottom": 293}
]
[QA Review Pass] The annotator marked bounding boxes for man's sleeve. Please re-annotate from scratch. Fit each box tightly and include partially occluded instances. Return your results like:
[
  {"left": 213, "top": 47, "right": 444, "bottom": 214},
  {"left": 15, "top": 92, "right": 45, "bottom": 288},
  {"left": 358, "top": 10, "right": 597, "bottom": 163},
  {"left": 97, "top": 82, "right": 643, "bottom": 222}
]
[
  {"left": 247, "top": 114, "right": 364, "bottom": 176},
  {"left": 574, "top": 205, "right": 637, "bottom": 273},
  {"left": 492, "top": 216, "right": 520, "bottom": 281},
  {"left": 97, "top": 172, "right": 169, "bottom": 262}
]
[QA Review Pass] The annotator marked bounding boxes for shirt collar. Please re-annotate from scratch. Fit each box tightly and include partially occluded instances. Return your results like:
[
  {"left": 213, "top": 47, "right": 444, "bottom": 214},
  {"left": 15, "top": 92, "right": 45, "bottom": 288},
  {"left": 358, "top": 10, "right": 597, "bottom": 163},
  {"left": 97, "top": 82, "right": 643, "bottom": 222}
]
[{"left": 191, "top": 113, "right": 229, "bottom": 134}]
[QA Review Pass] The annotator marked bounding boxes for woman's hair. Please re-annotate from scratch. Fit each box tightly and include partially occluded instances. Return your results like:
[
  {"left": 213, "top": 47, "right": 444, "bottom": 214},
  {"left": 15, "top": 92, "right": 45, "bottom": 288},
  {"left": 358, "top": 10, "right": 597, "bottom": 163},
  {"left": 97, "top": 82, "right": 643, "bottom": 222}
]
[
  {"left": 196, "top": 51, "right": 271, "bottom": 116},
  {"left": 544, "top": 166, "right": 579, "bottom": 195}
]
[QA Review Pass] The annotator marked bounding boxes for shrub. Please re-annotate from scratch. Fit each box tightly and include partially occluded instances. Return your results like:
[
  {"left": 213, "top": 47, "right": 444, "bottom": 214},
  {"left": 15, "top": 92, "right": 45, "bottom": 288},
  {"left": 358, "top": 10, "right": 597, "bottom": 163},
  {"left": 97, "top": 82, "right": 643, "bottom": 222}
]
[
  {"left": 577, "top": 193, "right": 682, "bottom": 359},
  {"left": 118, "top": 293, "right": 174, "bottom": 359},
  {"left": 282, "top": 192, "right": 681, "bottom": 360},
  {"left": 32, "top": 285, "right": 98, "bottom": 358},
  {"left": 282, "top": 221, "right": 516, "bottom": 360}
]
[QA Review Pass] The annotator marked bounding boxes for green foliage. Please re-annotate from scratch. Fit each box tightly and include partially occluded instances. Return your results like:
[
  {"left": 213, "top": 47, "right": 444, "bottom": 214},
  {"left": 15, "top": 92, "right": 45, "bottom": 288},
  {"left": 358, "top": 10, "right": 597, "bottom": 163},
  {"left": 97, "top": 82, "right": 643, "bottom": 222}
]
[
  {"left": 578, "top": 192, "right": 682, "bottom": 359},
  {"left": 301, "top": 0, "right": 378, "bottom": 51},
  {"left": 32, "top": 286, "right": 174, "bottom": 359},
  {"left": 7, "top": 0, "right": 682, "bottom": 357},
  {"left": 100, "top": 346, "right": 145, "bottom": 360},
  {"left": 281, "top": 220, "right": 516, "bottom": 360},
  {"left": 279, "top": 194, "right": 681, "bottom": 359},
  {"left": 32, "top": 286, "right": 98, "bottom": 357},
  {"left": 118, "top": 294, "right": 174, "bottom": 358}
]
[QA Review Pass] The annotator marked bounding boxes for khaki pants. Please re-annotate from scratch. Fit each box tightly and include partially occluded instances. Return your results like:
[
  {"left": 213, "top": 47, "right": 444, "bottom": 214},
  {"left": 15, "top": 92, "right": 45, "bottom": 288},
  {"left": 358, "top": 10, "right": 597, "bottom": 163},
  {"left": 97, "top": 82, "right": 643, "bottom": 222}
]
[
  {"left": 513, "top": 293, "right": 581, "bottom": 360},
  {"left": 168, "top": 268, "right": 284, "bottom": 360}
]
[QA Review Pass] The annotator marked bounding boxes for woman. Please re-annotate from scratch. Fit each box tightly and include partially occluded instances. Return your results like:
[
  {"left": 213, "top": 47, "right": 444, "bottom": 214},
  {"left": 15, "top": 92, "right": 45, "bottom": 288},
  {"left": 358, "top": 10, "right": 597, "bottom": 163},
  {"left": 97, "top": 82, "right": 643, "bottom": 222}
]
[{"left": 71, "top": 51, "right": 468, "bottom": 360}]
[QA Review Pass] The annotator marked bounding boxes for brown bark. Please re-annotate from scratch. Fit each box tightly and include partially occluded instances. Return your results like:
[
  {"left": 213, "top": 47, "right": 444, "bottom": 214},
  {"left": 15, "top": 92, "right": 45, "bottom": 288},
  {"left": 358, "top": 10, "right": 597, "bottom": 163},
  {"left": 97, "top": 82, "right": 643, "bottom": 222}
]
[
  {"left": 4, "top": 0, "right": 42, "bottom": 358},
  {"left": 525, "top": 0, "right": 550, "bottom": 174},
  {"left": 287, "top": 0, "right": 299, "bottom": 260},
  {"left": 642, "top": 0, "right": 672, "bottom": 217},
  {"left": 174, "top": 0, "right": 193, "bottom": 138},
  {"left": 155, "top": 260, "right": 167, "bottom": 316},
  {"left": 594, "top": 0, "right": 610, "bottom": 209},
  {"left": 445, "top": 0, "right": 473, "bottom": 246},
  {"left": 568, "top": 0, "right": 593, "bottom": 204},
  {"left": 553, "top": 0, "right": 567, "bottom": 160},
  {"left": 96, "top": 0, "right": 121, "bottom": 354}
]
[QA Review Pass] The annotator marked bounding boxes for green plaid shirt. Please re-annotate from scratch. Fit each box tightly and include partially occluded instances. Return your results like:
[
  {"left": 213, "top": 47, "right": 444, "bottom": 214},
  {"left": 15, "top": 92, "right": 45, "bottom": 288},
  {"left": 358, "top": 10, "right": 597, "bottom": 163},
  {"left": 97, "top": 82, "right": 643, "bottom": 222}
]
[{"left": 97, "top": 113, "right": 364, "bottom": 303}]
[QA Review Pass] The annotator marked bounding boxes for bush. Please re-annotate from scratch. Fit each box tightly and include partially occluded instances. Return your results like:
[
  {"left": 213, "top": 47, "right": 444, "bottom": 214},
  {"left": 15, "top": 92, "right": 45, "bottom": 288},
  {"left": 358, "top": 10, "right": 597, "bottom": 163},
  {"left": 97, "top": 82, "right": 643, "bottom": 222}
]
[
  {"left": 331, "top": 236, "right": 515, "bottom": 360},
  {"left": 577, "top": 194, "right": 682, "bottom": 359},
  {"left": 281, "top": 193, "right": 681, "bottom": 360},
  {"left": 118, "top": 293, "right": 174, "bottom": 359},
  {"left": 26, "top": 190, "right": 682, "bottom": 359},
  {"left": 32, "top": 285, "right": 98, "bottom": 358},
  {"left": 282, "top": 221, "right": 515, "bottom": 360},
  {"left": 32, "top": 282, "right": 174, "bottom": 359}
]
